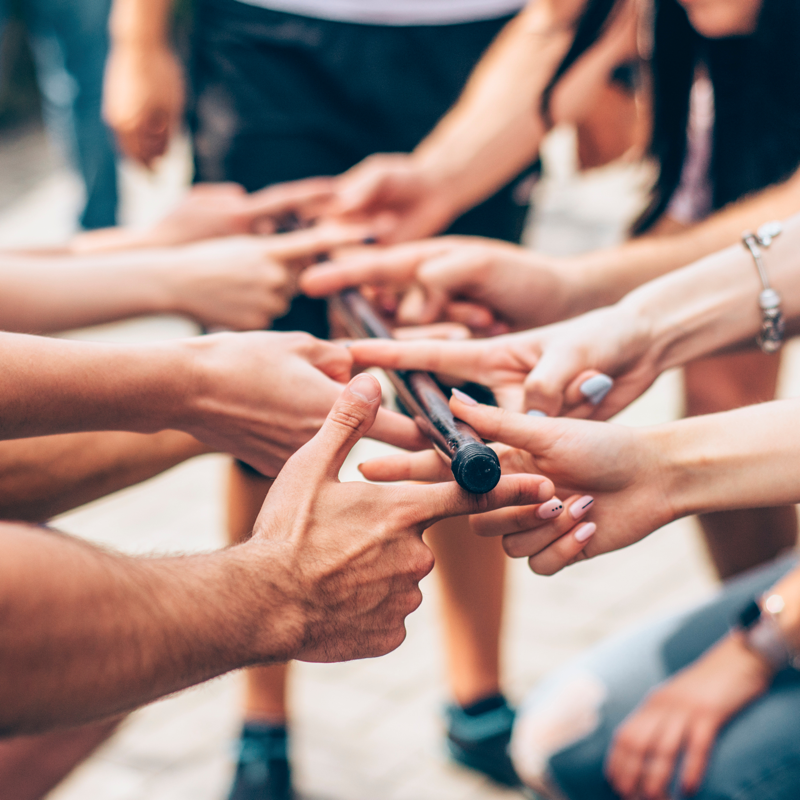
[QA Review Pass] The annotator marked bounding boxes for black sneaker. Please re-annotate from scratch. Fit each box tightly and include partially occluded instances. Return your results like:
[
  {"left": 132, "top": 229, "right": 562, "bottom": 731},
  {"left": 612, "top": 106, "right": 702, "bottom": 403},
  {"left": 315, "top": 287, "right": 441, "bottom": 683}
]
[
  {"left": 228, "top": 722, "right": 294, "bottom": 800},
  {"left": 444, "top": 695, "right": 522, "bottom": 788}
]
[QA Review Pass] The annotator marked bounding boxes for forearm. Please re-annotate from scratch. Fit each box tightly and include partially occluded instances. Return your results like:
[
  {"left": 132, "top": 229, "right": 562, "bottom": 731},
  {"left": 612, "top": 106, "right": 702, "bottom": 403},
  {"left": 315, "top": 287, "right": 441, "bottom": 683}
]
[
  {"left": 0, "top": 252, "right": 176, "bottom": 332},
  {"left": 0, "top": 333, "right": 190, "bottom": 439},
  {"left": 619, "top": 212, "right": 800, "bottom": 372},
  {"left": 109, "top": 0, "right": 173, "bottom": 46},
  {"left": 411, "top": 0, "right": 579, "bottom": 215},
  {"left": 655, "top": 398, "right": 800, "bottom": 519},
  {"left": 0, "top": 523, "right": 290, "bottom": 734},
  {"left": 574, "top": 169, "right": 800, "bottom": 308},
  {"left": 0, "top": 431, "right": 210, "bottom": 521}
]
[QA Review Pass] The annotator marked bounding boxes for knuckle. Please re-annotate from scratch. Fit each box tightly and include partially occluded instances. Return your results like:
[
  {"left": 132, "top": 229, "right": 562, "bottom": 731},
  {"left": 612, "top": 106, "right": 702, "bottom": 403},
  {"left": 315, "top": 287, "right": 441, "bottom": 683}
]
[
  {"left": 503, "top": 535, "right": 529, "bottom": 559},
  {"left": 329, "top": 405, "right": 365, "bottom": 431}
]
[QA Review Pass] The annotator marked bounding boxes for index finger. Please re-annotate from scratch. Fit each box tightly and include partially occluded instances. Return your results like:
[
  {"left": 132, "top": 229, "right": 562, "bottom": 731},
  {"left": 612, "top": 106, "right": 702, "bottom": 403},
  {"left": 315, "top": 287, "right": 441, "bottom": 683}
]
[
  {"left": 348, "top": 338, "right": 491, "bottom": 383},
  {"left": 262, "top": 223, "right": 372, "bottom": 261},
  {"left": 246, "top": 177, "right": 337, "bottom": 218},
  {"left": 402, "top": 473, "right": 552, "bottom": 528},
  {"left": 449, "top": 395, "right": 560, "bottom": 455},
  {"left": 300, "top": 239, "right": 456, "bottom": 297}
]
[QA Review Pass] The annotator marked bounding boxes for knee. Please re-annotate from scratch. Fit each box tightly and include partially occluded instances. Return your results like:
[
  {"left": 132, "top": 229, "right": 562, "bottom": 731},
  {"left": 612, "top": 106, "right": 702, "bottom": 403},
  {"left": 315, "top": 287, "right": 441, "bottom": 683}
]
[{"left": 511, "top": 671, "right": 608, "bottom": 799}]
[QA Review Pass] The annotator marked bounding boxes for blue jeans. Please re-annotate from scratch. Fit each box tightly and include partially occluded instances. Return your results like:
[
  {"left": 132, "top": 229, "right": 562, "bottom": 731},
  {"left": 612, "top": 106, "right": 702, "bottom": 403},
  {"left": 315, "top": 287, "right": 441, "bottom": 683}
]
[
  {"left": 512, "top": 553, "right": 800, "bottom": 800},
  {"left": 0, "top": 0, "right": 118, "bottom": 228}
]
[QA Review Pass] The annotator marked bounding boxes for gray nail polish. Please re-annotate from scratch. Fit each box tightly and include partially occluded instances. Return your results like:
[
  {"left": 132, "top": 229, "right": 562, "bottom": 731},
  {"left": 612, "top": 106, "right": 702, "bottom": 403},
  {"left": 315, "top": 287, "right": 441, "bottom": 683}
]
[
  {"left": 526, "top": 409, "right": 547, "bottom": 417},
  {"left": 579, "top": 374, "right": 614, "bottom": 405}
]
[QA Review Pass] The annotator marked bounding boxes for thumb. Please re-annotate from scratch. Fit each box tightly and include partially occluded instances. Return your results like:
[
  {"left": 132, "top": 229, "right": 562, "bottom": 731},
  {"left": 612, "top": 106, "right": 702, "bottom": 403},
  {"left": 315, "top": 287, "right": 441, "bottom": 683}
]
[
  {"left": 522, "top": 345, "right": 590, "bottom": 416},
  {"left": 291, "top": 373, "right": 382, "bottom": 481}
]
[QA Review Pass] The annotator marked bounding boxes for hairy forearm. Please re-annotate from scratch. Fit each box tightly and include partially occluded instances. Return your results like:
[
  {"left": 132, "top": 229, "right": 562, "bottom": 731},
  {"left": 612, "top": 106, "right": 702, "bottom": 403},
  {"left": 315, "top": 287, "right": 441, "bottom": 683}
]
[
  {"left": 0, "top": 431, "right": 210, "bottom": 521},
  {"left": 655, "top": 399, "right": 800, "bottom": 519},
  {"left": 0, "top": 333, "right": 189, "bottom": 439},
  {"left": 575, "top": 169, "right": 800, "bottom": 308},
  {"left": 620, "top": 212, "right": 800, "bottom": 372},
  {"left": 0, "top": 252, "right": 176, "bottom": 332},
  {"left": 412, "top": 0, "right": 579, "bottom": 215},
  {"left": 0, "top": 523, "right": 290, "bottom": 734}
]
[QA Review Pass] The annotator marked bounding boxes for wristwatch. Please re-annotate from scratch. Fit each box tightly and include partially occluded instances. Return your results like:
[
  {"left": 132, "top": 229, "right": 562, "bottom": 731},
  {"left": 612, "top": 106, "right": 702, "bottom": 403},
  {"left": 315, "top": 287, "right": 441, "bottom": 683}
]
[{"left": 735, "top": 593, "right": 800, "bottom": 671}]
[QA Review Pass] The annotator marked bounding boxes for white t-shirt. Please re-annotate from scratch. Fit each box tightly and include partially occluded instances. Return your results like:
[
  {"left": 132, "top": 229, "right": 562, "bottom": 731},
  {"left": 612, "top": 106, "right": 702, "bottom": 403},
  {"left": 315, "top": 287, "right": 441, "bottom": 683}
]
[{"left": 233, "top": 0, "right": 527, "bottom": 25}]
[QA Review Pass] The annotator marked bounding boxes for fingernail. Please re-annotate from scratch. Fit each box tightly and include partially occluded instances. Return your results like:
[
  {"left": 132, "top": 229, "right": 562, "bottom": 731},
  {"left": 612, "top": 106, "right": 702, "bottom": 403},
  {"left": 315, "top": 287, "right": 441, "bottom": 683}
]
[
  {"left": 570, "top": 496, "right": 594, "bottom": 520},
  {"left": 451, "top": 387, "right": 478, "bottom": 406},
  {"left": 527, "top": 409, "right": 547, "bottom": 417},
  {"left": 574, "top": 522, "right": 596, "bottom": 543},
  {"left": 579, "top": 374, "right": 614, "bottom": 405},
  {"left": 362, "top": 236, "right": 378, "bottom": 245},
  {"left": 536, "top": 498, "right": 564, "bottom": 520},
  {"left": 349, "top": 373, "right": 381, "bottom": 402}
]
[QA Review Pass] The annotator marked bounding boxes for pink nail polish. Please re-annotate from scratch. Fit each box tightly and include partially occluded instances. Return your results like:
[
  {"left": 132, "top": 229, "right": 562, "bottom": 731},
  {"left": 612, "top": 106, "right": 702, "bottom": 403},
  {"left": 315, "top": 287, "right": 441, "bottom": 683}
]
[
  {"left": 570, "top": 496, "right": 594, "bottom": 520},
  {"left": 574, "top": 522, "right": 596, "bottom": 543},
  {"left": 536, "top": 498, "right": 564, "bottom": 520},
  {"left": 451, "top": 387, "right": 478, "bottom": 406}
]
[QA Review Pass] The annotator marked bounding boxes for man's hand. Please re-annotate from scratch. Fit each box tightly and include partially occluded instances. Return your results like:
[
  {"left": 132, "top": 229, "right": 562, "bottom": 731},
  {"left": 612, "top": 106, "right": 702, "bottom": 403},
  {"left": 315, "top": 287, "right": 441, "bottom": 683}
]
[
  {"left": 176, "top": 331, "right": 430, "bottom": 475},
  {"left": 606, "top": 635, "right": 773, "bottom": 799},
  {"left": 103, "top": 40, "right": 184, "bottom": 167},
  {"left": 359, "top": 393, "right": 676, "bottom": 576},
  {"left": 301, "top": 236, "right": 578, "bottom": 335},
  {"left": 248, "top": 373, "right": 552, "bottom": 662}
]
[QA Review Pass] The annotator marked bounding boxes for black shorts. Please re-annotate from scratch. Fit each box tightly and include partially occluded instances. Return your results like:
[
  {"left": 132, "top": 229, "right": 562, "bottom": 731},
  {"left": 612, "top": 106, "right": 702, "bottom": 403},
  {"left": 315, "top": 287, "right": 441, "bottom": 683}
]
[{"left": 189, "top": 0, "right": 538, "bottom": 338}]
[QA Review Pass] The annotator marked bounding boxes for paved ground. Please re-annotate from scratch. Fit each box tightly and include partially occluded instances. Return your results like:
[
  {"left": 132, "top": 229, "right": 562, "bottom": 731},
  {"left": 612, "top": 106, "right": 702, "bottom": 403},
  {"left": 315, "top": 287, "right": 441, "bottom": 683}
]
[{"left": 2, "top": 126, "right": 797, "bottom": 800}]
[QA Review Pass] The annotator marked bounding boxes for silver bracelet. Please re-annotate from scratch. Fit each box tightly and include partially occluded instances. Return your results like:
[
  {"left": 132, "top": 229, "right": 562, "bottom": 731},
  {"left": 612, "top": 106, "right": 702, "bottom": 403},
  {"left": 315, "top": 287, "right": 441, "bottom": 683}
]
[
  {"left": 737, "top": 592, "right": 800, "bottom": 671},
  {"left": 741, "top": 221, "right": 784, "bottom": 353}
]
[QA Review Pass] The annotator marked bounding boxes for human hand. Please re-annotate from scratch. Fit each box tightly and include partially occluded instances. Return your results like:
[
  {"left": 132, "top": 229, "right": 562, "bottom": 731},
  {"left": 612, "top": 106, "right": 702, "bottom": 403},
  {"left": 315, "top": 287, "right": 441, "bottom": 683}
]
[
  {"left": 174, "top": 331, "right": 428, "bottom": 475},
  {"left": 360, "top": 393, "right": 676, "bottom": 575},
  {"left": 249, "top": 373, "right": 552, "bottom": 662},
  {"left": 322, "top": 153, "right": 464, "bottom": 244},
  {"left": 158, "top": 225, "right": 369, "bottom": 330},
  {"left": 302, "top": 236, "right": 579, "bottom": 335},
  {"left": 134, "top": 181, "right": 339, "bottom": 248},
  {"left": 347, "top": 302, "right": 654, "bottom": 416},
  {"left": 606, "top": 635, "right": 773, "bottom": 799},
  {"left": 103, "top": 40, "right": 184, "bottom": 168}
]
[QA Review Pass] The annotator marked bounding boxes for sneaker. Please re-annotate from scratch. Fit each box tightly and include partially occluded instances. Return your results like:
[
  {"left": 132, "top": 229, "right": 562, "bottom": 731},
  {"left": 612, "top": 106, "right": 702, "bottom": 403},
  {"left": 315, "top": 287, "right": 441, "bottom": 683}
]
[
  {"left": 228, "top": 722, "right": 293, "bottom": 800},
  {"left": 444, "top": 695, "right": 522, "bottom": 787}
]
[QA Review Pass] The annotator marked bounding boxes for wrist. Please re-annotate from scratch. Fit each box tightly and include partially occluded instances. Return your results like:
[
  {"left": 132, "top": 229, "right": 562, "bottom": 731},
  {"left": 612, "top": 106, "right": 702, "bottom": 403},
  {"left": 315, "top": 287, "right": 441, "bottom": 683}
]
[
  {"left": 227, "top": 539, "right": 307, "bottom": 664},
  {"left": 726, "top": 632, "right": 777, "bottom": 687}
]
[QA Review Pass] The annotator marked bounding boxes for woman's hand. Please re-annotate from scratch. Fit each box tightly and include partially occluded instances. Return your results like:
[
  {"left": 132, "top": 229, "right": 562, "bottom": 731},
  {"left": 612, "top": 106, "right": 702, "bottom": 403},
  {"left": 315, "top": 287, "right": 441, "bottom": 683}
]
[
  {"left": 347, "top": 302, "right": 653, "bottom": 417},
  {"left": 606, "top": 635, "right": 774, "bottom": 799},
  {"left": 301, "top": 236, "right": 583, "bottom": 335},
  {"left": 360, "top": 394, "right": 677, "bottom": 574},
  {"left": 157, "top": 225, "right": 367, "bottom": 331}
]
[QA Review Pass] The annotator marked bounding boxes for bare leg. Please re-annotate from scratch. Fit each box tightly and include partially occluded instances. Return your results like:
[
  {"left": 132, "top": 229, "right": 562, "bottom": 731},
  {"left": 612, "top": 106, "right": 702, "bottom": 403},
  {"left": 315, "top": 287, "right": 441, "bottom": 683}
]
[
  {"left": 227, "top": 461, "right": 289, "bottom": 723},
  {"left": 425, "top": 515, "right": 506, "bottom": 706},
  {"left": 684, "top": 350, "right": 798, "bottom": 579},
  {"left": 0, "top": 718, "right": 120, "bottom": 800}
]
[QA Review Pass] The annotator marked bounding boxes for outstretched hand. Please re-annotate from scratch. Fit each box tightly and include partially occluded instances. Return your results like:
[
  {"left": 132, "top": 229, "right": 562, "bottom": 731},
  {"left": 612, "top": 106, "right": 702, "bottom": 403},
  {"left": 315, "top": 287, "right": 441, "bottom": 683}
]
[
  {"left": 360, "top": 393, "right": 676, "bottom": 575},
  {"left": 251, "top": 373, "right": 553, "bottom": 661},
  {"left": 175, "top": 332, "right": 429, "bottom": 475},
  {"left": 347, "top": 303, "right": 657, "bottom": 418},
  {"left": 301, "top": 236, "right": 574, "bottom": 335}
]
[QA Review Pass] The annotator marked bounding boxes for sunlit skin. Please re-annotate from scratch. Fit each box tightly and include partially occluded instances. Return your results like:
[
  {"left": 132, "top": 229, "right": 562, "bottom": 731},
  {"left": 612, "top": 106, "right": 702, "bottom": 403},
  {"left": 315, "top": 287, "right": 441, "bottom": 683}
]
[{"left": 679, "top": 0, "right": 762, "bottom": 38}]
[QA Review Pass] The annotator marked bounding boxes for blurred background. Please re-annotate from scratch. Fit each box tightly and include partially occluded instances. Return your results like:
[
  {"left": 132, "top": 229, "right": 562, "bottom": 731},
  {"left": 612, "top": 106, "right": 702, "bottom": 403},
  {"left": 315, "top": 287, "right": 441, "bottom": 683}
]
[{"left": 2, "top": 9, "right": 799, "bottom": 800}]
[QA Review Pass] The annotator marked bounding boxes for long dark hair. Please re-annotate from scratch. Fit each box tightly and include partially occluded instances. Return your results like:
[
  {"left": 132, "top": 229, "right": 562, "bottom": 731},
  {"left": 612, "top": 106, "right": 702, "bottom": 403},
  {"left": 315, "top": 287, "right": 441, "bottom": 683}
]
[{"left": 543, "top": 0, "right": 800, "bottom": 232}]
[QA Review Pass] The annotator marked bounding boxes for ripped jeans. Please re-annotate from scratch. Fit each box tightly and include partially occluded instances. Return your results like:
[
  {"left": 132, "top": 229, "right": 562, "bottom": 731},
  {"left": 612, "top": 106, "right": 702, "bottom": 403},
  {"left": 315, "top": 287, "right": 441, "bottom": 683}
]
[{"left": 512, "top": 553, "right": 800, "bottom": 800}]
